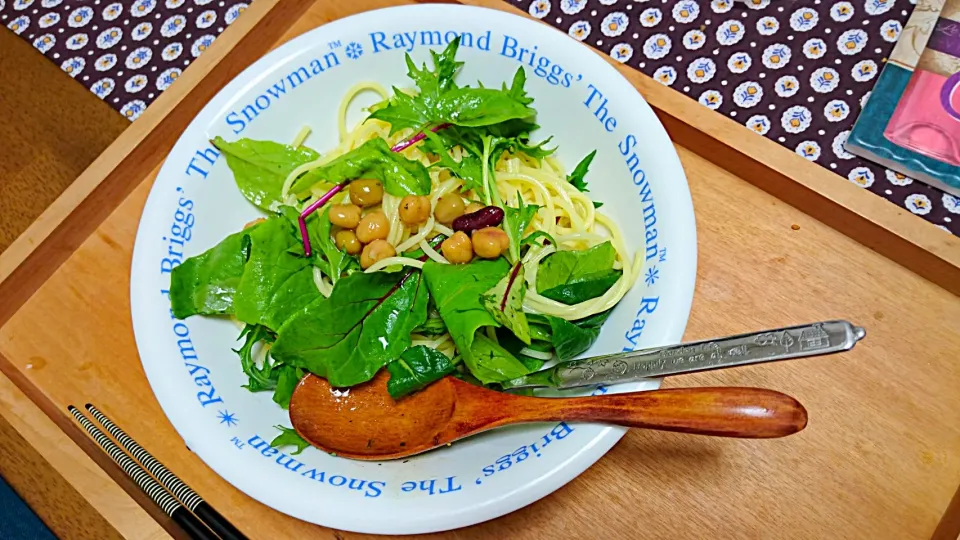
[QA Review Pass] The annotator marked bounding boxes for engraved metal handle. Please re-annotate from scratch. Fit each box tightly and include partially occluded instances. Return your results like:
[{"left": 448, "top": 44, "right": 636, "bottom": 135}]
[{"left": 505, "top": 321, "right": 865, "bottom": 390}]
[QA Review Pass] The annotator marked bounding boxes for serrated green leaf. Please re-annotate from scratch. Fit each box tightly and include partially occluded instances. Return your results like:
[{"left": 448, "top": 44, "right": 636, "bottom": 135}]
[
  {"left": 289, "top": 138, "right": 431, "bottom": 197},
  {"left": 270, "top": 425, "right": 310, "bottom": 455},
  {"left": 567, "top": 150, "right": 596, "bottom": 193}
]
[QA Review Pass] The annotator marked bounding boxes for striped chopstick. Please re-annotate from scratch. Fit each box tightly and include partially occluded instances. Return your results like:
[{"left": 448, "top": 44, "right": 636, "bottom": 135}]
[
  {"left": 67, "top": 406, "right": 219, "bottom": 540},
  {"left": 83, "top": 404, "right": 248, "bottom": 540}
]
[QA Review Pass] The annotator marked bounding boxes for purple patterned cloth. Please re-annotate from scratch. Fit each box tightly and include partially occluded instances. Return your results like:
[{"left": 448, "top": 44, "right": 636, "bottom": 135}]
[
  {"left": 515, "top": 0, "right": 958, "bottom": 234},
  {"left": 1, "top": 0, "right": 251, "bottom": 121},
  {"left": 2, "top": 0, "right": 957, "bottom": 233}
]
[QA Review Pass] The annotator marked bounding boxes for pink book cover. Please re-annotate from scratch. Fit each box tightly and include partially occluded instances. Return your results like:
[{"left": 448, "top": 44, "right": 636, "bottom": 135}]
[{"left": 848, "top": 0, "right": 960, "bottom": 196}]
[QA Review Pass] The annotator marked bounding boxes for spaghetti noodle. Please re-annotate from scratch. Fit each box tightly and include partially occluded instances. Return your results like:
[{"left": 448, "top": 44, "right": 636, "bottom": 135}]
[{"left": 283, "top": 83, "right": 640, "bottom": 323}]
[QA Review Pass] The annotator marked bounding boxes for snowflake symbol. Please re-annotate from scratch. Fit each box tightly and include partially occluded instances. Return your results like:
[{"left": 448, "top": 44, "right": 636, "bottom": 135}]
[
  {"left": 345, "top": 42, "right": 363, "bottom": 60},
  {"left": 217, "top": 410, "right": 238, "bottom": 427},
  {"left": 644, "top": 266, "right": 660, "bottom": 286}
]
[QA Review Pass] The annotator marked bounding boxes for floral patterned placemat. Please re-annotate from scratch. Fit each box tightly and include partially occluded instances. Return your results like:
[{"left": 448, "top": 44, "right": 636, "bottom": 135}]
[
  {"left": 515, "top": 0, "right": 959, "bottom": 234},
  {"left": 2, "top": 0, "right": 957, "bottom": 233},
  {"left": 1, "top": 0, "right": 249, "bottom": 121}
]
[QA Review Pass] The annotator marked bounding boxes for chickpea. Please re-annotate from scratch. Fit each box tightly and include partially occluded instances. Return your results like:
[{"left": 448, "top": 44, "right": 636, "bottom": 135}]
[
  {"left": 434, "top": 194, "right": 465, "bottom": 224},
  {"left": 472, "top": 227, "right": 510, "bottom": 259},
  {"left": 328, "top": 204, "right": 361, "bottom": 229},
  {"left": 349, "top": 179, "right": 384, "bottom": 207},
  {"left": 464, "top": 202, "right": 485, "bottom": 215},
  {"left": 399, "top": 195, "right": 431, "bottom": 225},
  {"left": 360, "top": 239, "right": 396, "bottom": 269},
  {"left": 355, "top": 211, "right": 390, "bottom": 243},
  {"left": 441, "top": 231, "right": 473, "bottom": 264},
  {"left": 334, "top": 230, "right": 362, "bottom": 255},
  {"left": 243, "top": 217, "right": 266, "bottom": 229}
]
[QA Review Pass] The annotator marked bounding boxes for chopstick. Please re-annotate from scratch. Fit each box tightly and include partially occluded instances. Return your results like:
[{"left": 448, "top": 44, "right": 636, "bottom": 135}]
[
  {"left": 83, "top": 404, "right": 248, "bottom": 540},
  {"left": 68, "top": 406, "right": 219, "bottom": 540}
]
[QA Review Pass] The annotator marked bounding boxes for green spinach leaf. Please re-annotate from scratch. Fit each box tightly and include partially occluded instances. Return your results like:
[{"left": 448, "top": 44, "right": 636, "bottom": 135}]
[
  {"left": 233, "top": 217, "right": 321, "bottom": 331},
  {"left": 386, "top": 345, "right": 458, "bottom": 399},
  {"left": 494, "top": 328, "right": 549, "bottom": 373},
  {"left": 413, "top": 315, "right": 447, "bottom": 337},
  {"left": 466, "top": 333, "right": 535, "bottom": 384},
  {"left": 270, "top": 425, "right": 310, "bottom": 456},
  {"left": 170, "top": 229, "right": 250, "bottom": 318},
  {"left": 536, "top": 241, "right": 621, "bottom": 305},
  {"left": 212, "top": 136, "right": 319, "bottom": 211},
  {"left": 289, "top": 138, "right": 431, "bottom": 197},
  {"left": 421, "top": 258, "right": 509, "bottom": 358},
  {"left": 271, "top": 270, "right": 429, "bottom": 387},
  {"left": 546, "top": 309, "right": 612, "bottom": 361},
  {"left": 539, "top": 270, "right": 621, "bottom": 305},
  {"left": 480, "top": 262, "right": 530, "bottom": 344}
]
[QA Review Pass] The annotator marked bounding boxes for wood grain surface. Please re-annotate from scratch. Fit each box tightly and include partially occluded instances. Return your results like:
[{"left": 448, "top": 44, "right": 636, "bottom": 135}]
[
  {"left": 0, "top": 0, "right": 313, "bottom": 326},
  {"left": 2, "top": 140, "right": 958, "bottom": 538},
  {"left": 0, "top": 0, "right": 958, "bottom": 539},
  {"left": 0, "top": 28, "right": 128, "bottom": 254},
  {"left": 0, "top": 409, "right": 123, "bottom": 540},
  {"left": 0, "top": 369, "right": 168, "bottom": 540}
]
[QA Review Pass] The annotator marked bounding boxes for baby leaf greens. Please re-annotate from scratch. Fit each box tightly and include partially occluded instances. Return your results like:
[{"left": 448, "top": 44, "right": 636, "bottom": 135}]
[
  {"left": 501, "top": 194, "right": 541, "bottom": 264},
  {"left": 271, "top": 270, "right": 429, "bottom": 387},
  {"left": 536, "top": 241, "right": 622, "bottom": 305},
  {"left": 386, "top": 345, "right": 458, "bottom": 399},
  {"left": 422, "top": 131, "right": 485, "bottom": 195},
  {"left": 286, "top": 205, "right": 352, "bottom": 284},
  {"left": 480, "top": 262, "right": 531, "bottom": 345},
  {"left": 371, "top": 37, "right": 553, "bottom": 211},
  {"left": 235, "top": 324, "right": 280, "bottom": 392},
  {"left": 566, "top": 150, "right": 596, "bottom": 193},
  {"left": 289, "top": 138, "right": 431, "bottom": 197},
  {"left": 170, "top": 210, "right": 356, "bottom": 409},
  {"left": 235, "top": 324, "right": 302, "bottom": 408},
  {"left": 233, "top": 216, "right": 323, "bottom": 331},
  {"left": 543, "top": 310, "right": 612, "bottom": 361},
  {"left": 466, "top": 333, "right": 534, "bottom": 384},
  {"left": 369, "top": 37, "right": 535, "bottom": 133},
  {"left": 169, "top": 229, "right": 250, "bottom": 318},
  {"left": 270, "top": 425, "right": 310, "bottom": 456},
  {"left": 169, "top": 38, "right": 625, "bottom": 418},
  {"left": 422, "top": 258, "right": 507, "bottom": 355},
  {"left": 212, "top": 137, "right": 321, "bottom": 212},
  {"left": 422, "top": 259, "right": 539, "bottom": 384}
]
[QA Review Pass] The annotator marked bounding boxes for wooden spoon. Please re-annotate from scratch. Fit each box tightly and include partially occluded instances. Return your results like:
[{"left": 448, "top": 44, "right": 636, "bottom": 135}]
[{"left": 289, "top": 371, "right": 808, "bottom": 460}]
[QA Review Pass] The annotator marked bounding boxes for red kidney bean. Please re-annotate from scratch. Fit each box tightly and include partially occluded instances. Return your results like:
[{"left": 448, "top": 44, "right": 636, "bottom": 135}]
[{"left": 452, "top": 206, "right": 505, "bottom": 234}]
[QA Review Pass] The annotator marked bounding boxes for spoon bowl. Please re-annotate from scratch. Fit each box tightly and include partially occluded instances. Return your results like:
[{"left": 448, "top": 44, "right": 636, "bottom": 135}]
[{"left": 290, "top": 371, "right": 808, "bottom": 460}]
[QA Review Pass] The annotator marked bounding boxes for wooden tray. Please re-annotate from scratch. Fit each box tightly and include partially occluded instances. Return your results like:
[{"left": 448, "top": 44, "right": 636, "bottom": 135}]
[{"left": 1, "top": 0, "right": 959, "bottom": 538}]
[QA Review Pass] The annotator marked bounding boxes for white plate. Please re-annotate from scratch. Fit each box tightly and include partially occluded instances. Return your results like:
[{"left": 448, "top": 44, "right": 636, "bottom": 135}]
[{"left": 130, "top": 5, "right": 696, "bottom": 534}]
